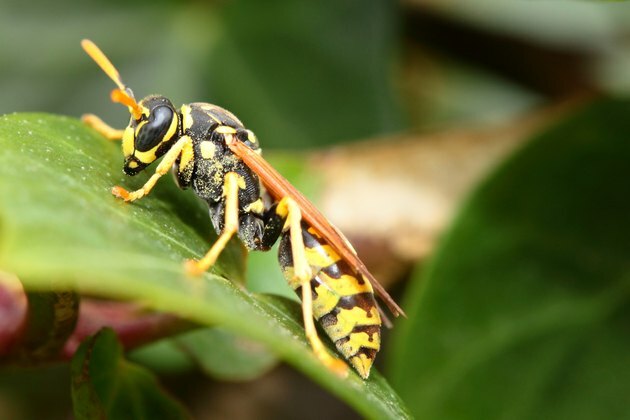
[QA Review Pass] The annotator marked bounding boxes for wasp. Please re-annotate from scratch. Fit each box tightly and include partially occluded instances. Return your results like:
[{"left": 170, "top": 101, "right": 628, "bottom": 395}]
[{"left": 80, "top": 40, "right": 404, "bottom": 379}]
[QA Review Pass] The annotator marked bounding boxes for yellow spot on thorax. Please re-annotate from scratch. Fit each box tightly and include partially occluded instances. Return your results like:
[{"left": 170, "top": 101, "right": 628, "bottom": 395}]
[
  {"left": 178, "top": 135, "right": 195, "bottom": 171},
  {"left": 216, "top": 125, "right": 237, "bottom": 135},
  {"left": 181, "top": 105, "right": 193, "bottom": 131},
  {"left": 200, "top": 141, "right": 216, "bottom": 159}
]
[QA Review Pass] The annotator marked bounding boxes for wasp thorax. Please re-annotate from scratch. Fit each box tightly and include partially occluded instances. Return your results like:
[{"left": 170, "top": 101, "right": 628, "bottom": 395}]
[{"left": 122, "top": 96, "right": 180, "bottom": 176}]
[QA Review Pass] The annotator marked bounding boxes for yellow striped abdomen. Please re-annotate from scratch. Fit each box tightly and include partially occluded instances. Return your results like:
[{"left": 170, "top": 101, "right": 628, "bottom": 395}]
[{"left": 278, "top": 224, "right": 381, "bottom": 378}]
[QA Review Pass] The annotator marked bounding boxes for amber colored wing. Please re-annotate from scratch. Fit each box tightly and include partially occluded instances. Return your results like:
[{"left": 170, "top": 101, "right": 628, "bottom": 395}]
[{"left": 227, "top": 139, "right": 405, "bottom": 318}]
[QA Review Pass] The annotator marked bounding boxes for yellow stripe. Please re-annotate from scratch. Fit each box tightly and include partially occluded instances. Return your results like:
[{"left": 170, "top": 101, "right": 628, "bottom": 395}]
[
  {"left": 304, "top": 244, "right": 340, "bottom": 270},
  {"left": 323, "top": 306, "right": 380, "bottom": 342},
  {"left": 339, "top": 331, "right": 380, "bottom": 358},
  {"left": 312, "top": 281, "right": 340, "bottom": 317},
  {"left": 318, "top": 272, "right": 373, "bottom": 296}
]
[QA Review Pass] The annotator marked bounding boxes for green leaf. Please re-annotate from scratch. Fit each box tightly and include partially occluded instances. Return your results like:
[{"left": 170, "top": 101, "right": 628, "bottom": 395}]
[
  {"left": 390, "top": 98, "right": 630, "bottom": 419},
  {"left": 71, "top": 328, "right": 190, "bottom": 420},
  {"left": 174, "top": 327, "right": 278, "bottom": 381},
  {"left": 0, "top": 113, "right": 410, "bottom": 419}
]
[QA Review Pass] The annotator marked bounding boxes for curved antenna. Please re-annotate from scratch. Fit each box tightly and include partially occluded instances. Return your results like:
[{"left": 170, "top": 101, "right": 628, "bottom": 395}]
[{"left": 81, "top": 39, "right": 143, "bottom": 120}]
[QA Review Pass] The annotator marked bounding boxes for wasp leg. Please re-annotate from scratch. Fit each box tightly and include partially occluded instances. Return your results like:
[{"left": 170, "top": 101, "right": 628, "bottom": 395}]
[
  {"left": 278, "top": 197, "right": 349, "bottom": 378},
  {"left": 112, "top": 136, "right": 192, "bottom": 202},
  {"left": 185, "top": 172, "right": 240, "bottom": 276},
  {"left": 82, "top": 114, "right": 124, "bottom": 140}
]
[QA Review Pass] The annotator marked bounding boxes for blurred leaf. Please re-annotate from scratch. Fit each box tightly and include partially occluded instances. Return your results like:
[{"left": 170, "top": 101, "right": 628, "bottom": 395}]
[
  {"left": 0, "top": 114, "right": 411, "bottom": 419},
  {"left": 8, "top": 291, "right": 79, "bottom": 364},
  {"left": 129, "top": 338, "right": 196, "bottom": 376},
  {"left": 390, "top": 99, "right": 630, "bottom": 419},
  {"left": 71, "top": 328, "right": 190, "bottom": 420},
  {"left": 175, "top": 327, "right": 278, "bottom": 381},
  {"left": 0, "top": 364, "right": 72, "bottom": 419},
  {"left": 207, "top": 0, "right": 405, "bottom": 148}
]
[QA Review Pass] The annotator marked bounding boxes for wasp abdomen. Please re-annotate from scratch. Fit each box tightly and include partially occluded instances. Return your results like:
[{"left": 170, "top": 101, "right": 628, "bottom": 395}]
[{"left": 278, "top": 224, "right": 381, "bottom": 378}]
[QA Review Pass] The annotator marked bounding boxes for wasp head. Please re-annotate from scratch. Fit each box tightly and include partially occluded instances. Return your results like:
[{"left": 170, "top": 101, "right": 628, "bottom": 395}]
[
  {"left": 81, "top": 40, "right": 181, "bottom": 176},
  {"left": 121, "top": 96, "right": 180, "bottom": 175}
]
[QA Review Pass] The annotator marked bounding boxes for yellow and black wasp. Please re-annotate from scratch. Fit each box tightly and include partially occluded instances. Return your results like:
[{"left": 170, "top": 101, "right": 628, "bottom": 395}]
[{"left": 80, "top": 39, "right": 404, "bottom": 379}]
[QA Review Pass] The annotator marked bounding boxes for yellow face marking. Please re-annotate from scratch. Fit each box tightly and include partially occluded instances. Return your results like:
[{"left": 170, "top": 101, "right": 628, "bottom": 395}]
[
  {"left": 134, "top": 148, "right": 158, "bottom": 164},
  {"left": 247, "top": 130, "right": 258, "bottom": 144},
  {"left": 127, "top": 161, "right": 139, "bottom": 169},
  {"left": 200, "top": 141, "right": 216, "bottom": 160},
  {"left": 122, "top": 126, "right": 134, "bottom": 157},
  {"left": 134, "top": 120, "right": 148, "bottom": 138},
  {"left": 164, "top": 110, "right": 178, "bottom": 143}
]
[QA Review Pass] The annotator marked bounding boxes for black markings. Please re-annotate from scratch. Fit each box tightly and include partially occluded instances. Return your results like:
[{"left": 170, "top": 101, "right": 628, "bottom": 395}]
[
  {"left": 336, "top": 336, "right": 350, "bottom": 347},
  {"left": 351, "top": 324, "right": 380, "bottom": 341},
  {"left": 337, "top": 293, "right": 376, "bottom": 314},
  {"left": 320, "top": 258, "right": 355, "bottom": 280},
  {"left": 351, "top": 347, "right": 377, "bottom": 361},
  {"left": 302, "top": 225, "right": 321, "bottom": 249},
  {"left": 319, "top": 312, "right": 338, "bottom": 328}
]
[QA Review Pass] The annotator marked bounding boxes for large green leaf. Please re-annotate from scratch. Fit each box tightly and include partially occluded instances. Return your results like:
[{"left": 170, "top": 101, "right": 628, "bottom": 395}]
[
  {"left": 0, "top": 113, "right": 410, "bottom": 419},
  {"left": 390, "top": 98, "right": 630, "bottom": 419},
  {"left": 71, "top": 328, "right": 190, "bottom": 420}
]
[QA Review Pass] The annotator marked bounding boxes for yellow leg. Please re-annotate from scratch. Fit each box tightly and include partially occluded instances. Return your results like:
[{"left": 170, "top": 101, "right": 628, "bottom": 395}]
[
  {"left": 112, "top": 136, "right": 192, "bottom": 202},
  {"left": 82, "top": 114, "right": 124, "bottom": 140},
  {"left": 185, "top": 172, "right": 240, "bottom": 276},
  {"left": 279, "top": 197, "right": 349, "bottom": 378}
]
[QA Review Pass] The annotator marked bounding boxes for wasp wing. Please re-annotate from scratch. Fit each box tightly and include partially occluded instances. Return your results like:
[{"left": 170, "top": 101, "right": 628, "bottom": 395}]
[{"left": 227, "top": 139, "right": 405, "bottom": 318}]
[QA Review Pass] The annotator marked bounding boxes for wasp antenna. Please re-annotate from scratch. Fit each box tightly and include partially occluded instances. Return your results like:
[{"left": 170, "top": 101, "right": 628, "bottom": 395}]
[
  {"left": 110, "top": 89, "right": 143, "bottom": 120},
  {"left": 81, "top": 39, "right": 127, "bottom": 91},
  {"left": 81, "top": 39, "right": 143, "bottom": 119}
]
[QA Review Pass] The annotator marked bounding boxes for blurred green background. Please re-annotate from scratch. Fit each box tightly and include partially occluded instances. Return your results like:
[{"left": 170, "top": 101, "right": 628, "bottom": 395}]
[
  {"left": 7, "top": 0, "right": 630, "bottom": 148},
  {"left": 2, "top": 0, "right": 630, "bottom": 419}
]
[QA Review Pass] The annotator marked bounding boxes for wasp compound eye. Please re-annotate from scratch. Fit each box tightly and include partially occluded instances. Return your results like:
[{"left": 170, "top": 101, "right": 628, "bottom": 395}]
[{"left": 135, "top": 106, "right": 174, "bottom": 152}]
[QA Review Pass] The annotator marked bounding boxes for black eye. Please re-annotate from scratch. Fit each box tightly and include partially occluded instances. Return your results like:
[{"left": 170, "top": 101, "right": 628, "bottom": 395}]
[{"left": 135, "top": 106, "right": 174, "bottom": 152}]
